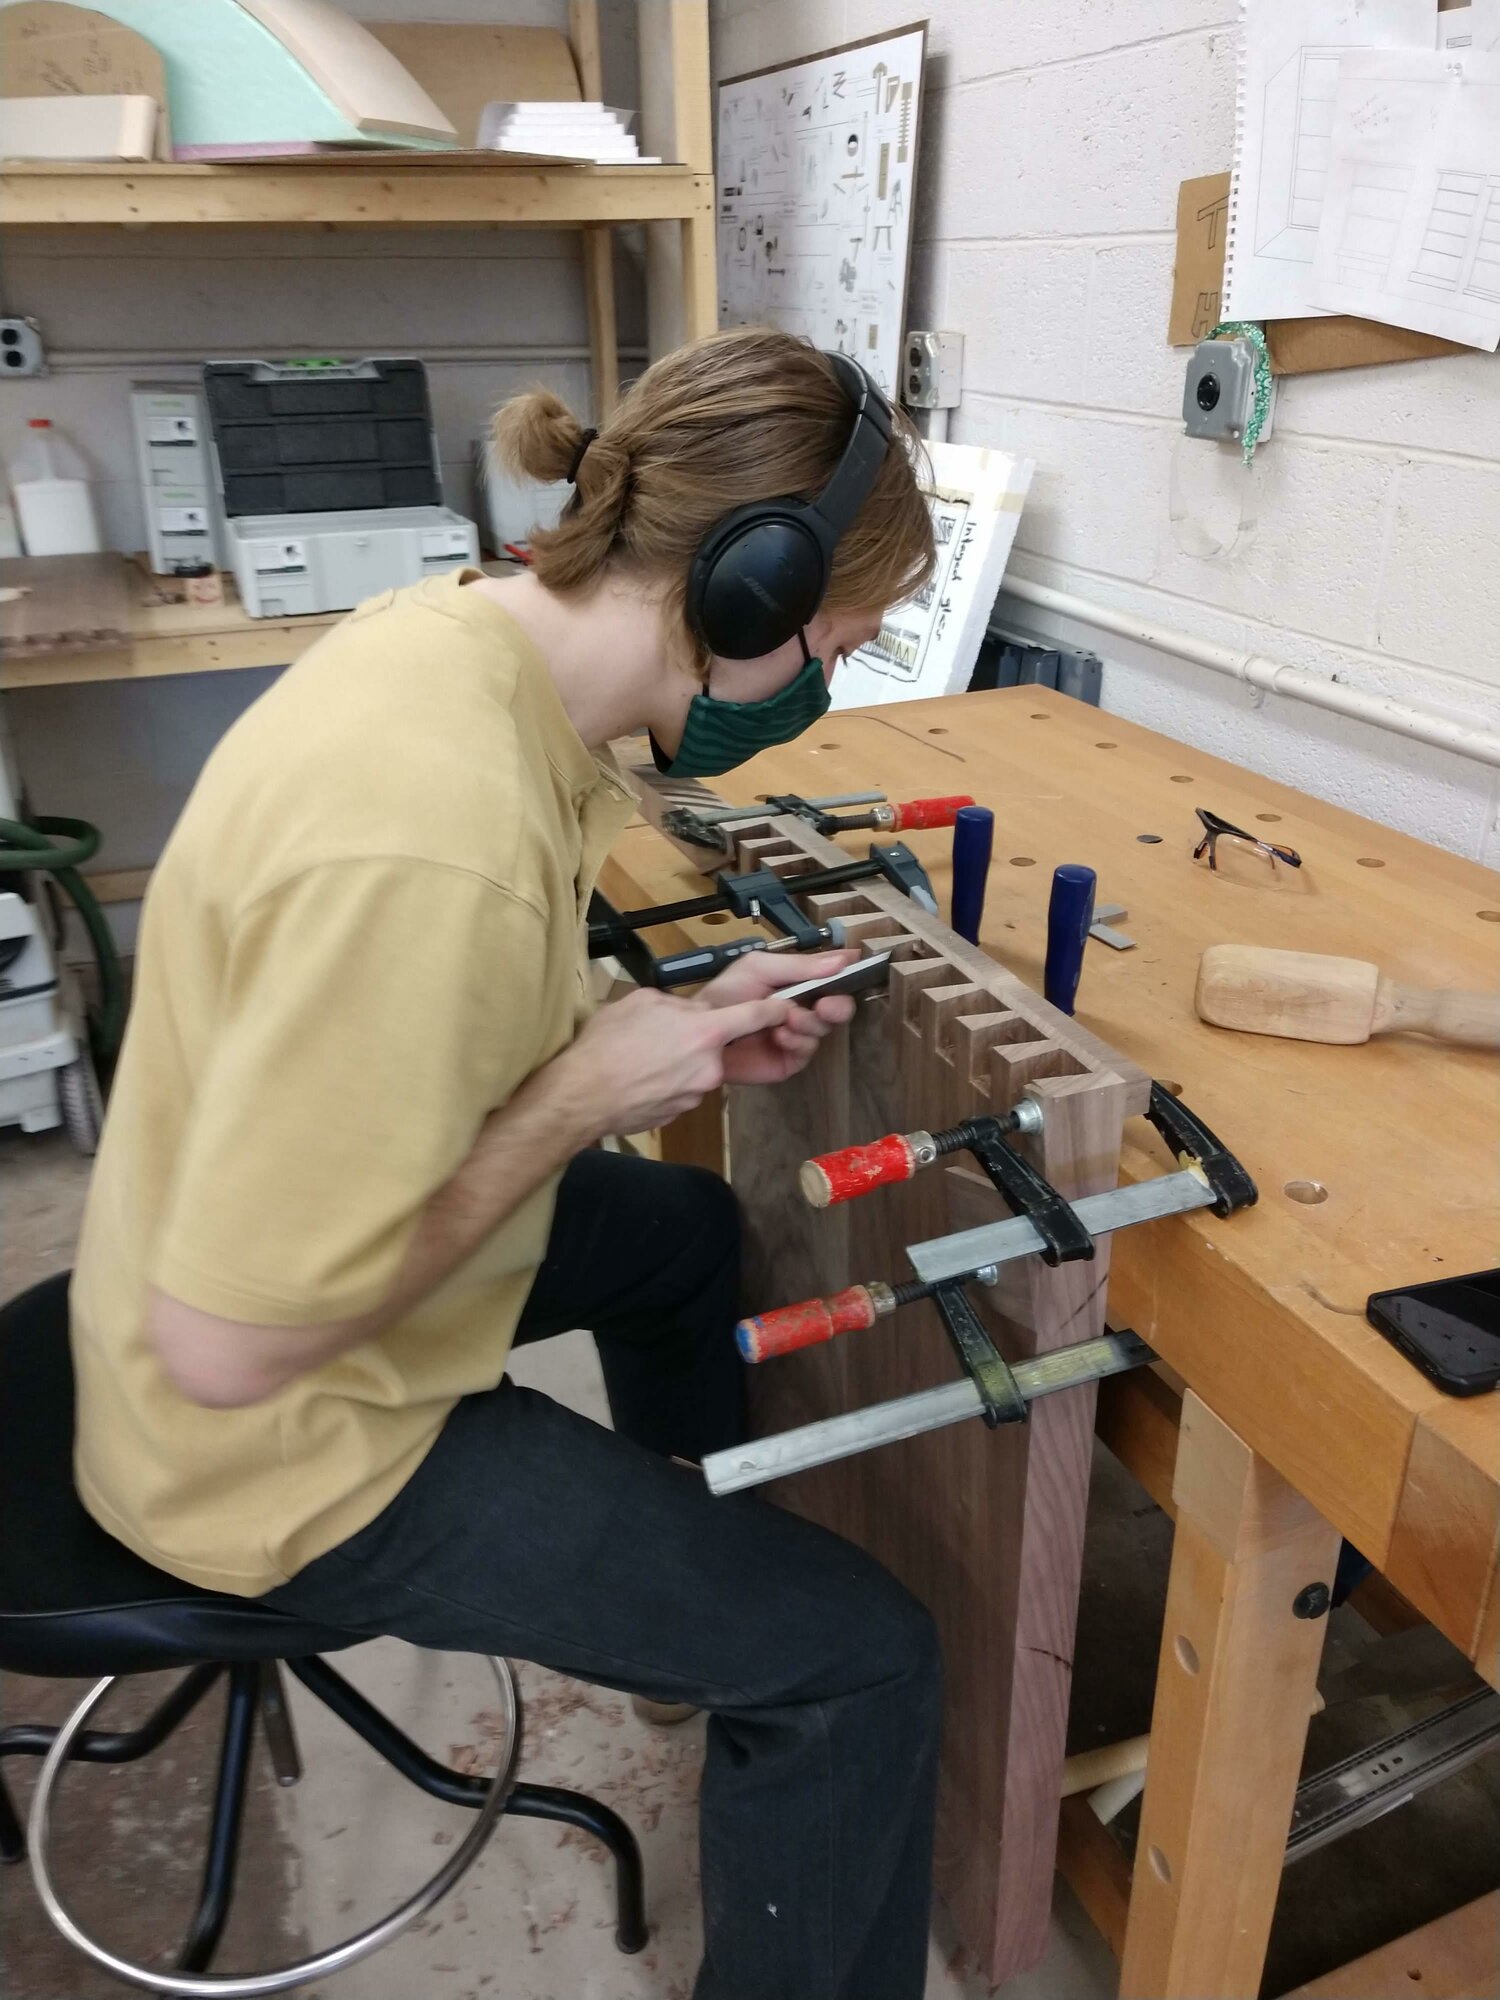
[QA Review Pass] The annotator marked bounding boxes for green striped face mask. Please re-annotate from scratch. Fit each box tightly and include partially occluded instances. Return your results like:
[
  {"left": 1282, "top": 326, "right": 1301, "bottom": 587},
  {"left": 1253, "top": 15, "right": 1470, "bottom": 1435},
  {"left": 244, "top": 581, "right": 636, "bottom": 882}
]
[{"left": 651, "top": 636, "right": 831, "bottom": 778}]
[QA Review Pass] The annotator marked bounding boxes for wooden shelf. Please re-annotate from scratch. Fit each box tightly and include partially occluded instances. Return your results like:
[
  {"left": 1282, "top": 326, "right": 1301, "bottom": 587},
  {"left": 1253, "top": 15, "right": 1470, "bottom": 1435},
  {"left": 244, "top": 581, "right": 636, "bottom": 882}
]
[
  {"left": 0, "top": 157, "right": 712, "bottom": 229},
  {"left": 0, "top": 559, "right": 517, "bottom": 691}
]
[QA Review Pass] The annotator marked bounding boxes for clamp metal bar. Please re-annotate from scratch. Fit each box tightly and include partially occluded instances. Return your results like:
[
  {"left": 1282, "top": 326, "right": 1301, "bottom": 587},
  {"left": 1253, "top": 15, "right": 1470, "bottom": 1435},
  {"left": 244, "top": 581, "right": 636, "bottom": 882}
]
[
  {"left": 703, "top": 1329, "right": 1153, "bottom": 1495},
  {"left": 906, "top": 1169, "right": 1212, "bottom": 1287},
  {"left": 684, "top": 792, "right": 886, "bottom": 827}
]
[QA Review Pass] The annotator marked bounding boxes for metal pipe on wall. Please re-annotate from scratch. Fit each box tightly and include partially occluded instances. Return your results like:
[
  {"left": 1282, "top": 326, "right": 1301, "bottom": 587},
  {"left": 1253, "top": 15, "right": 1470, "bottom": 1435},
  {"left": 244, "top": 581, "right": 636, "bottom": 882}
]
[{"left": 999, "top": 576, "right": 1500, "bottom": 773}]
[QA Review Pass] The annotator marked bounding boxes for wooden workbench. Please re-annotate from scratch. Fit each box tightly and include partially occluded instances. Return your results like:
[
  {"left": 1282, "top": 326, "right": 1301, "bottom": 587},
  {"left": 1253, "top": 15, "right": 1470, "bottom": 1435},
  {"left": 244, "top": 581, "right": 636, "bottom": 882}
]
[{"left": 598, "top": 685, "right": 1500, "bottom": 1998}]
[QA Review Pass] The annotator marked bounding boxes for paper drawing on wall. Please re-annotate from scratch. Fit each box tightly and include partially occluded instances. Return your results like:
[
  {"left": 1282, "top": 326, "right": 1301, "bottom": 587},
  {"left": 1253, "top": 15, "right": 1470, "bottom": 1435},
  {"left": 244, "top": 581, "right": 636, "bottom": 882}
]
[
  {"left": 833, "top": 441, "right": 1033, "bottom": 710},
  {"left": 1255, "top": 45, "right": 1344, "bottom": 259},
  {"left": 717, "top": 25, "right": 926, "bottom": 395},
  {"left": 1224, "top": 0, "right": 1438, "bottom": 322},
  {"left": 1311, "top": 47, "right": 1500, "bottom": 348}
]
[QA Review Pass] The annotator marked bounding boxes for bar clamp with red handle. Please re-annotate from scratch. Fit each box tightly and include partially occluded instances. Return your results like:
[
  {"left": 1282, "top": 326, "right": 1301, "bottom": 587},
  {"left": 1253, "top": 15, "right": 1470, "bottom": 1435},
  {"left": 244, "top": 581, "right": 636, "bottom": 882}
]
[
  {"left": 799, "top": 1100, "right": 1097, "bottom": 1267},
  {"left": 663, "top": 790, "right": 975, "bottom": 854}
]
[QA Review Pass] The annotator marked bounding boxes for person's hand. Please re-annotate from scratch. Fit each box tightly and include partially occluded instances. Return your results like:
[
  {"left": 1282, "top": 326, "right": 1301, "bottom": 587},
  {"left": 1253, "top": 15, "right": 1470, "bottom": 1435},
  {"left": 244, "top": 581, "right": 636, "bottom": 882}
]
[
  {"left": 543, "top": 986, "right": 794, "bottom": 1139},
  {"left": 700, "top": 948, "right": 859, "bottom": 1085}
]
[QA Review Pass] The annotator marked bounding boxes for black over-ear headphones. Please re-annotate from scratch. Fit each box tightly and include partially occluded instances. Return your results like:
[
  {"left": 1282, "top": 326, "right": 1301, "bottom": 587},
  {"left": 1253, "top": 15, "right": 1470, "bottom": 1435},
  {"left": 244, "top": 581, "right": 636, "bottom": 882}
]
[{"left": 684, "top": 351, "right": 893, "bottom": 661}]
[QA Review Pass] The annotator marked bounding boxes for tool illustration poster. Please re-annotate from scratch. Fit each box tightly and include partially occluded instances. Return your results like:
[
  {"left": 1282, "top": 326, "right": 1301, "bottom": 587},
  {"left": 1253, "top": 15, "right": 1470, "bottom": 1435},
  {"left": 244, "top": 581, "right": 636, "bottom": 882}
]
[{"left": 717, "top": 24, "right": 927, "bottom": 396}]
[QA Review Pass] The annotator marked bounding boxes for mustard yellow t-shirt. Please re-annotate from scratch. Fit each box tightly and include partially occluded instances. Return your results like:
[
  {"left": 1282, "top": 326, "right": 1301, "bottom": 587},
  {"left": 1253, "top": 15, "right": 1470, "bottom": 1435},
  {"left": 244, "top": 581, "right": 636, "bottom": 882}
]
[{"left": 71, "top": 569, "right": 636, "bottom": 1596}]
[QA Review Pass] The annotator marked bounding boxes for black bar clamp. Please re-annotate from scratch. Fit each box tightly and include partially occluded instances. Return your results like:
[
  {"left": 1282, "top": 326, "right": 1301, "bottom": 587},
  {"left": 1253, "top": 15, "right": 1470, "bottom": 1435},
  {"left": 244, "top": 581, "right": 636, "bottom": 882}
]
[
  {"left": 934, "top": 1285, "right": 1028, "bottom": 1427},
  {"left": 1145, "top": 1082, "right": 1258, "bottom": 1218},
  {"left": 919, "top": 1113, "right": 1096, "bottom": 1266}
]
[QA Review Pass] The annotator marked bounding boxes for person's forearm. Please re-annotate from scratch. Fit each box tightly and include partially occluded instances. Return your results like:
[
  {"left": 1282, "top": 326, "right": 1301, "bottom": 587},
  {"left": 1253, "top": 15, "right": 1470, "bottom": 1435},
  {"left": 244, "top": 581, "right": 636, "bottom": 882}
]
[{"left": 149, "top": 1051, "right": 603, "bottom": 1408}]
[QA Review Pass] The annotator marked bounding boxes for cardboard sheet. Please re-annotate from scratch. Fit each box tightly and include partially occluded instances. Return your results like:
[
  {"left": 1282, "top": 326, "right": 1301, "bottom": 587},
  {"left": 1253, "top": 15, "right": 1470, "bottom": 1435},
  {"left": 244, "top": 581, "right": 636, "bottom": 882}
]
[
  {"left": 1170, "top": 172, "right": 1234, "bottom": 342},
  {"left": 0, "top": 0, "right": 170, "bottom": 156}
]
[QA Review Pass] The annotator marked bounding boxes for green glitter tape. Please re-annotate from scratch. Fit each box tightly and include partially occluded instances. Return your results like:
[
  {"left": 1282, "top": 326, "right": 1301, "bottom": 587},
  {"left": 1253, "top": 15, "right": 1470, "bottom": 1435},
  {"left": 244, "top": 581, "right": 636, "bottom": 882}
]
[{"left": 1207, "top": 320, "right": 1272, "bottom": 464}]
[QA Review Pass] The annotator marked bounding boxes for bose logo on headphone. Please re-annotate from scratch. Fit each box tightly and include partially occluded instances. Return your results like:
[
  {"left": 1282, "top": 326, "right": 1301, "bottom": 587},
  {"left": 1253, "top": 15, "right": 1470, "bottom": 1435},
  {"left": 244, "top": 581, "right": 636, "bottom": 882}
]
[{"left": 684, "top": 353, "right": 893, "bottom": 661}]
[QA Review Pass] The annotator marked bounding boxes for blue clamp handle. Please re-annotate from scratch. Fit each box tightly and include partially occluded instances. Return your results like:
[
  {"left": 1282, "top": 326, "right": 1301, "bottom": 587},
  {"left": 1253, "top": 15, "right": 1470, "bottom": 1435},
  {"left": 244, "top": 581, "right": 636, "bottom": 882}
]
[{"left": 1044, "top": 864, "right": 1097, "bottom": 1016}]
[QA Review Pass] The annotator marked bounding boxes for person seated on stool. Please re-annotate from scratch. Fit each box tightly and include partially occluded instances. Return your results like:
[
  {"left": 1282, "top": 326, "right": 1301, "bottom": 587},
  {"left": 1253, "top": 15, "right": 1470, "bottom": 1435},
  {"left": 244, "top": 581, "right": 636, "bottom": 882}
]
[{"left": 70, "top": 329, "right": 939, "bottom": 2000}]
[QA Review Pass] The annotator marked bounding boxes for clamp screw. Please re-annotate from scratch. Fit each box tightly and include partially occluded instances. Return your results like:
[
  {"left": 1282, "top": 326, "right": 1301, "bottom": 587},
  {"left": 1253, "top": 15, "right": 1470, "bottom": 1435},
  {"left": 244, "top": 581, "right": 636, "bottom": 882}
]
[{"left": 1292, "top": 1582, "right": 1331, "bottom": 1621}]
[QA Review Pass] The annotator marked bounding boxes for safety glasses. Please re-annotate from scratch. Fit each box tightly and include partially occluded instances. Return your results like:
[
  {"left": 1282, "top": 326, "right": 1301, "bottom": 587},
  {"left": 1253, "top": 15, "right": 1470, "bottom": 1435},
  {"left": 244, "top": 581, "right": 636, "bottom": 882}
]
[{"left": 1192, "top": 807, "right": 1302, "bottom": 873}]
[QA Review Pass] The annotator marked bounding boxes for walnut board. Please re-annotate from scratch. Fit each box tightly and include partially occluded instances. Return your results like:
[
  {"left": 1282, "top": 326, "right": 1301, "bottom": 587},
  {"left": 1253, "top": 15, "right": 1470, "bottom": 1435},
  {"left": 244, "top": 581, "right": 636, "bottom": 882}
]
[{"left": 621, "top": 758, "right": 1145, "bottom": 1982}]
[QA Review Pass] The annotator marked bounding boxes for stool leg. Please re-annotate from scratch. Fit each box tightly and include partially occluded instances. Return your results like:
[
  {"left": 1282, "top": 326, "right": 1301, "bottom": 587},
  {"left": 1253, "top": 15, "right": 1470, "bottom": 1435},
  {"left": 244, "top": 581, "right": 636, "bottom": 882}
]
[
  {"left": 0, "top": 1767, "right": 23, "bottom": 1863},
  {"left": 288, "top": 1656, "right": 648, "bottom": 1954},
  {"left": 175, "top": 1662, "right": 258, "bottom": 1974},
  {"left": 507, "top": 1784, "right": 648, "bottom": 1955},
  {"left": 257, "top": 1662, "right": 302, "bottom": 1787}
]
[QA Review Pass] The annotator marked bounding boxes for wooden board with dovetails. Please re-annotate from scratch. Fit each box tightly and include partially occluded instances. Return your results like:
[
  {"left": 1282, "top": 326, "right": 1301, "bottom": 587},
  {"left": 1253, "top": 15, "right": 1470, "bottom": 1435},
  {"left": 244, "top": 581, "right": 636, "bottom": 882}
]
[{"left": 621, "top": 757, "right": 1147, "bottom": 1984}]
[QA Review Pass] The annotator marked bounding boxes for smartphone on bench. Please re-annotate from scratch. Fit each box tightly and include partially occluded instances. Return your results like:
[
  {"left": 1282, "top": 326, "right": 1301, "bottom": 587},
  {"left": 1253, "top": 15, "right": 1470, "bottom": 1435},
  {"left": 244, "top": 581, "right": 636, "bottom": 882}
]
[{"left": 1367, "top": 1269, "right": 1500, "bottom": 1396}]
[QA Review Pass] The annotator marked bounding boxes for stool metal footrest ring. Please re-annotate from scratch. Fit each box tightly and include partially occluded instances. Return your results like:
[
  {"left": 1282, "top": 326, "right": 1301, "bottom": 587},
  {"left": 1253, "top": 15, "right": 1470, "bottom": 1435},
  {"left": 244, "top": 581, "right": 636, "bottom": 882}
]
[{"left": 27, "top": 1655, "right": 519, "bottom": 1997}]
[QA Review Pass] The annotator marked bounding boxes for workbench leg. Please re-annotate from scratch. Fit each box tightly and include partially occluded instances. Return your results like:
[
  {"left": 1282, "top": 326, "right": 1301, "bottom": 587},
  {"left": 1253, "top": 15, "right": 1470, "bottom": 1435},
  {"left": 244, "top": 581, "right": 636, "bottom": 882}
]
[{"left": 1119, "top": 1393, "right": 1341, "bottom": 2000}]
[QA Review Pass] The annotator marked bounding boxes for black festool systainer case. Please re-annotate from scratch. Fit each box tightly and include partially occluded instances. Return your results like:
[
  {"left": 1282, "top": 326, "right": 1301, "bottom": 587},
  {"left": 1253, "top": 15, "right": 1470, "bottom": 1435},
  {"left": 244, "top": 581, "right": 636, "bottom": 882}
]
[{"left": 202, "top": 358, "right": 444, "bottom": 518}]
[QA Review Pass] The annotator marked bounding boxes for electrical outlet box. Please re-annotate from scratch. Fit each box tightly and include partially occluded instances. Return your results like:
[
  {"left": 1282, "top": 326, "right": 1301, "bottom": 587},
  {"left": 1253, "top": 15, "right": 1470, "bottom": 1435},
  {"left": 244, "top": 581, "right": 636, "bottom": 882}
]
[
  {"left": 903, "top": 330, "right": 964, "bottom": 409},
  {"left": 1183, "top": 336, "right": 1274, "bottom": 443},
  {"left": 0, "top": 319, "right": 47, "bottom": 378}
]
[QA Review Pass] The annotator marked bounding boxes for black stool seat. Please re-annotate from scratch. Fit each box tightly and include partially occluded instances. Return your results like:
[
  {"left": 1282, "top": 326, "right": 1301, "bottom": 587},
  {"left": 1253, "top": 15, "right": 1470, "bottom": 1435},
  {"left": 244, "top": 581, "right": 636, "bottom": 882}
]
[{"left": 0, "top": 1272, "right": 358, "bottom": 1678}]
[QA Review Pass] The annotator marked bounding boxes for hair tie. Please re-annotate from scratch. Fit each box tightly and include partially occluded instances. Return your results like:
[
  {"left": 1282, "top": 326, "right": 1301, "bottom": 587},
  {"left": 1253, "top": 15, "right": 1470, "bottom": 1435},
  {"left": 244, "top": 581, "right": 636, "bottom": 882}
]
[{"left": 566, "top": 428, "right": 598, "bottom": 484}]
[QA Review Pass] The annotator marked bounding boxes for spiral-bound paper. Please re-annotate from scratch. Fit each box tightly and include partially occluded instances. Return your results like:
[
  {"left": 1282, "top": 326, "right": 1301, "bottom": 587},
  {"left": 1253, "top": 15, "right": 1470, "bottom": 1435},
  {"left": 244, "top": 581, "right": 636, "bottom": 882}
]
[
  {"left": 1222, "top": 0, "right": 1251, "bottom": 316},
  {"left": 1223, "top": 0, "right": 1438, "bottom": 323}
]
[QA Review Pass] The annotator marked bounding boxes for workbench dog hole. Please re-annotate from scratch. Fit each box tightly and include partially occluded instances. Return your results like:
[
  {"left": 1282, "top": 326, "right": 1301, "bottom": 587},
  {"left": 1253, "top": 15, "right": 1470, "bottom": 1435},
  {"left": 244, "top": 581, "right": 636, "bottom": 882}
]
[
  {"left": 1284, "top": 1180, "right": 1329, "bottom": 1205},
  {"left": 1479, "top": 911, "right": 1500, "bottom": 922},
  {"left": 1357, "top": 857, "right": 1386, "bottom": 868},
  {"left": 1148, "top": 1846, "right": 1173, "bottom": 1885},
  {"left": 927, "top": 727, "right": 948, "bottom": 736},
  {"left": 1136, "top": 834, "right": 1163, "bottom": 844},
  {"left": 1169, "top": 774, "right": 1194, "bottom": 784},
  {"left": 1256, "top": 813, "right": 1283, "bottom": 823},
  {"left": 1174, "top": 1634, "right": 1200, "bottom": 1675},
  {"left": 1009, "top": 856, "right": 1036, "bottom": 868},
  {"left": 701, "top": 911, "right": 732, "bottom": 925}
]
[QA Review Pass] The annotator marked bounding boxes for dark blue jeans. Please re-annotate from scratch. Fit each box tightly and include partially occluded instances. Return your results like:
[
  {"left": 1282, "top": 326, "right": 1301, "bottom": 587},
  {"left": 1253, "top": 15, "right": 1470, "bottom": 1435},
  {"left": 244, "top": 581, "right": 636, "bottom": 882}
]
[{"left": 264, "top": 1149, "right": 941, "bottom": 2000}]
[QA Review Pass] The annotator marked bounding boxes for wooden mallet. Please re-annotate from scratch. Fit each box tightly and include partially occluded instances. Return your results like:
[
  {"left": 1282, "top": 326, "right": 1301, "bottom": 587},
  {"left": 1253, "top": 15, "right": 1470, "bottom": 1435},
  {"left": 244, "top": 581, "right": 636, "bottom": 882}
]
[{"left": 1195, "top": 944, "right": 1500, "bottom": 1049}]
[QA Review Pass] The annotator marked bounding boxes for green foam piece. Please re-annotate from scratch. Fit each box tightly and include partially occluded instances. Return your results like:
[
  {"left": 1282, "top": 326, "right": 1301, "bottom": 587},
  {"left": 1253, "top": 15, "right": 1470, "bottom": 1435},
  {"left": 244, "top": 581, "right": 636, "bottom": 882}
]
[{"left": 0, "top": 0, "right": 445, "bottom": 151}]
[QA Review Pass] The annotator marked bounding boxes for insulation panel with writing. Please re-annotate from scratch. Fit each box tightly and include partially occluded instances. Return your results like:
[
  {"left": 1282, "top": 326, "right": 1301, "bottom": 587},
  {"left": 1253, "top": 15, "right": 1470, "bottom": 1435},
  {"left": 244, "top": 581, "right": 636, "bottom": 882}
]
[
  {"left": 716, "top": 24, "right": 926, "bottom": 397},
  {"left": 834, "top": 441, "right": 1032, "bottom": 710}
]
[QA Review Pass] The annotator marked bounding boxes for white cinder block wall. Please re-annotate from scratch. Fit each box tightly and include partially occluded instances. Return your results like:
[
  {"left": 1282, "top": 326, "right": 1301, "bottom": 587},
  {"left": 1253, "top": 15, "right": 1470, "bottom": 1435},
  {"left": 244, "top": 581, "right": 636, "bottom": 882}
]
[
  {"left": 0, "top": 0, "right": 644, "bottom": 893},
  {"left": 712, "top": 0, "right": 1500, "bottom": 863}
]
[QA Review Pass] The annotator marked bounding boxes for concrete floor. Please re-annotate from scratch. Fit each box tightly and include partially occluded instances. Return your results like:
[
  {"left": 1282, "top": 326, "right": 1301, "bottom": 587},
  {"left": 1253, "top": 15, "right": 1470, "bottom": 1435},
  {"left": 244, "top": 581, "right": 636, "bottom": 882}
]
[{"left": 3, "top": 1122, "right": 1498, "bottom": 1999}]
